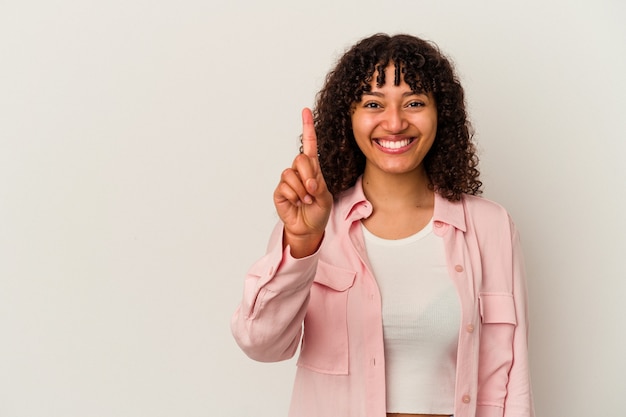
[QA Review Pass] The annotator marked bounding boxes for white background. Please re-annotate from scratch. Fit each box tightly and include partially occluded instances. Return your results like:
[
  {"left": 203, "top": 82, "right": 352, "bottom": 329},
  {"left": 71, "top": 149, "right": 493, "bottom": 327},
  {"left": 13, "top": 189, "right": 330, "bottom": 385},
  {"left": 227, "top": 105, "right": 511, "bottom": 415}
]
[{"left": 1, "top": 1, "right": 625, "bottom": 416}]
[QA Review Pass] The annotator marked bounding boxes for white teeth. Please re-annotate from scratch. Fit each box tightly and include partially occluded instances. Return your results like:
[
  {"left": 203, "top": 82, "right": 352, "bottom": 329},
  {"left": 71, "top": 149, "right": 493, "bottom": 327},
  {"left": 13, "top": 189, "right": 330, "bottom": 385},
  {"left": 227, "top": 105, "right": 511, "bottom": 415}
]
[{"left": 377, "top": 138, "right": 411, "bottom": 149}]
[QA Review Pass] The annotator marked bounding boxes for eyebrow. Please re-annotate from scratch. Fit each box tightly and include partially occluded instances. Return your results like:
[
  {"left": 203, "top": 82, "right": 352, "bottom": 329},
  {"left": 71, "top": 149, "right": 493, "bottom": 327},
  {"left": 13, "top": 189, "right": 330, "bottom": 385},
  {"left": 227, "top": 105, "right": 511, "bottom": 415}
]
[{"left": 362, "top": 91, "right": 426, "bottom": 98}]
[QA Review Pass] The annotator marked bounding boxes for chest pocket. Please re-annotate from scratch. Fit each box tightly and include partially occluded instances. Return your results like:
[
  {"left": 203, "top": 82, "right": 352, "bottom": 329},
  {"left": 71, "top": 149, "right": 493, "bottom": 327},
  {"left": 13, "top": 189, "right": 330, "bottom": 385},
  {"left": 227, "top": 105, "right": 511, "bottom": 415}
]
[{"left": 296, "top": 261, "right": 356, "bottom": 375}]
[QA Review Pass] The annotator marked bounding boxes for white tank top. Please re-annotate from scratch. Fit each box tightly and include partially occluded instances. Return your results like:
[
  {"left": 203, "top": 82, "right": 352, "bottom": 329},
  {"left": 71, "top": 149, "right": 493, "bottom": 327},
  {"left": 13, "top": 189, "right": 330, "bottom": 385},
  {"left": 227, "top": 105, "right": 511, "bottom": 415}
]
[{"left": 361, "top": 219, "right": 460, "bottom": 414}]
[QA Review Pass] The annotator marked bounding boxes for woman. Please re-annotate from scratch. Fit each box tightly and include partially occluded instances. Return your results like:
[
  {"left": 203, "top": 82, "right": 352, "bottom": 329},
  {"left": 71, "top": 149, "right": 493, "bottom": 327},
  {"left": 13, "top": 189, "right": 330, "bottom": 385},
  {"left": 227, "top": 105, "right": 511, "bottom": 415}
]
[{"left": 231, "top": 33, "right": 534, "bottom": 417}]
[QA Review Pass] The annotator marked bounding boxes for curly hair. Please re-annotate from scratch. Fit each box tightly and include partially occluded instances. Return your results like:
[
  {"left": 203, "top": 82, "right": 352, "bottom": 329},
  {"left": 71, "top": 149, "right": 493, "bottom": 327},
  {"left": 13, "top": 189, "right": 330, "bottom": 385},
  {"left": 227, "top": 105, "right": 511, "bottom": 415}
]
[{"left": 312, "top": 33, "right": 482, "bottom": 201}]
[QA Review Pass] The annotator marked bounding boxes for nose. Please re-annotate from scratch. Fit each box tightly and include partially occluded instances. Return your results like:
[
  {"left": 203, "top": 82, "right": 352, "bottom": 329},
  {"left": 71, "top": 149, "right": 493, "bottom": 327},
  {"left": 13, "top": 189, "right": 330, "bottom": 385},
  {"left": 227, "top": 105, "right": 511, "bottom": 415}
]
[{"left": 381, "top": 106, "right": 408, "bottom": 133}]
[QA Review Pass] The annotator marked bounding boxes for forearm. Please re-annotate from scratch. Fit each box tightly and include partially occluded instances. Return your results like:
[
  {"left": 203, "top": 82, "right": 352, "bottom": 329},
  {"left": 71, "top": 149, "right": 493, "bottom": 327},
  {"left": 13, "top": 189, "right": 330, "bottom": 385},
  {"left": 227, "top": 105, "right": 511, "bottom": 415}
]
[
  {"left": 231, "top": 225, "right": 321, "bottom": 362},
  {"left": 503, "top": 227, "right": 535, "bottom": 417}
]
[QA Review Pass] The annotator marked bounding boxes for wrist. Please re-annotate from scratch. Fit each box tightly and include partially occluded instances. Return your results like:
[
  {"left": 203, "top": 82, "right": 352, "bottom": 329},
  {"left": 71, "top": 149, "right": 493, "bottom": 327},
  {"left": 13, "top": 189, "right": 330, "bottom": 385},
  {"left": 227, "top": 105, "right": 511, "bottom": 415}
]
[{"left": 283, "top": 230, "right": 324, "bottom": 259}]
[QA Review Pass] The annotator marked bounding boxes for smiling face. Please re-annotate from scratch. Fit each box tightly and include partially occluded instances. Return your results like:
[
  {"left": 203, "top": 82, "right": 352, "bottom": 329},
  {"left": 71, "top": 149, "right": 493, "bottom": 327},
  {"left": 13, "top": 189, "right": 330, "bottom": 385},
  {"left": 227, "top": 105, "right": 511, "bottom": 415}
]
[{"left": 351, "top": 64, "right": 438, "bottom": 180}]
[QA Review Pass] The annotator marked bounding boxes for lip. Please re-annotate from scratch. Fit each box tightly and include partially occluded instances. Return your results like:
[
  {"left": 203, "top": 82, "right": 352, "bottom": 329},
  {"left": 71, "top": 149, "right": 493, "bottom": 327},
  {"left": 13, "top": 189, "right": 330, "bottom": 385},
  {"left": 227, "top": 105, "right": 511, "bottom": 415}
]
[{"left": 373, "top": 136, "right": 416, "bottom": 154}]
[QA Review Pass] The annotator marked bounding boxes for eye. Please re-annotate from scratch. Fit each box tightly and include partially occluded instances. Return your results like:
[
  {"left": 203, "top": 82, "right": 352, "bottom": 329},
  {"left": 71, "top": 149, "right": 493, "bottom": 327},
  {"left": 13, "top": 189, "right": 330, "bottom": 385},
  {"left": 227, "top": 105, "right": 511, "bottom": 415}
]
[
  {"left": 363, "top": 101, "right": 382, "bottom": 109},
  {"left": 407, "top": 101, "right": 425, "bottom": 108}
]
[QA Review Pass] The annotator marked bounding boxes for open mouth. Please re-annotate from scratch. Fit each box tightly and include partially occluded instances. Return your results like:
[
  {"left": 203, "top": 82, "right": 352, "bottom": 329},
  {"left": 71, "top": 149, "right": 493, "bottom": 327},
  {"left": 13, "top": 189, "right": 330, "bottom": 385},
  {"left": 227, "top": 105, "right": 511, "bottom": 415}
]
[{"left": 374, "top": 137, "right": 415, "bottom": 150}]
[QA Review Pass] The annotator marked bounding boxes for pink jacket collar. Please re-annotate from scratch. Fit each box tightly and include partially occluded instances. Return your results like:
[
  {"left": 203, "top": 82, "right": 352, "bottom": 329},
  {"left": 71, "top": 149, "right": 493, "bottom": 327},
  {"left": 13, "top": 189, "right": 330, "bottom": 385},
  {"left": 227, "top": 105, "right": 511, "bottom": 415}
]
[{"left": 337, "top": 176, "right": 468, "bottom": 232}]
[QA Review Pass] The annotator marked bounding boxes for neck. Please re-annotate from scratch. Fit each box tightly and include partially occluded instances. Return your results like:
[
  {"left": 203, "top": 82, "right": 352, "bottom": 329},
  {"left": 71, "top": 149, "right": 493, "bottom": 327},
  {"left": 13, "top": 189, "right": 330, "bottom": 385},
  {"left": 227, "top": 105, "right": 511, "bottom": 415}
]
[{"left": 361, "top": 167, "right": 434, "bottom": 211}]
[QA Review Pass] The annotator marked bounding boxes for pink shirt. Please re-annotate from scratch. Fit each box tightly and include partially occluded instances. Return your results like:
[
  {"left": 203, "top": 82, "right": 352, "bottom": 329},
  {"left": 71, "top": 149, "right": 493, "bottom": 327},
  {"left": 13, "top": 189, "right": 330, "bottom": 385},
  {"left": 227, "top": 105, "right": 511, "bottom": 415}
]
[{"left": 231, "top": 177, "right": 534, "bottom": 417}]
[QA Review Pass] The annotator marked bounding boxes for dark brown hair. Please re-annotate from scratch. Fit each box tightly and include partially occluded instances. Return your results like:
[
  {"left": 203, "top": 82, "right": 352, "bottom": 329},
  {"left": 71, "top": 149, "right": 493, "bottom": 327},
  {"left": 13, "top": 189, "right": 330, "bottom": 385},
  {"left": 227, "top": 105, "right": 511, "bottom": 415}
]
[{"left": 312, "top": 33, "right": 482, "bottom": 201}]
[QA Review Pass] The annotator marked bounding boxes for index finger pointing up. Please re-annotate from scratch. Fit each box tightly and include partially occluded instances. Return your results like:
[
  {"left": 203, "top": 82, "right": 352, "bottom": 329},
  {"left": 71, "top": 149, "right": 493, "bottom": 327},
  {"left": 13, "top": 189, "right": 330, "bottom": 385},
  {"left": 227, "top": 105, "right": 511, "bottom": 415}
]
[{"left": 301, "top": 107, "right": 318, "bottom": 159}]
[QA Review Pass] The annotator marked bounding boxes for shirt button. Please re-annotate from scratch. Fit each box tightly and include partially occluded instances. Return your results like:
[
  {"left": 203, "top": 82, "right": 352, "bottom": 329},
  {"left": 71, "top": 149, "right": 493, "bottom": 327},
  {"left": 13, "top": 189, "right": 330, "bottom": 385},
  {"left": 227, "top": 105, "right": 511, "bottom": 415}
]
[
  {"left": 455, "top": 265, "right": 464, "bottom": 272},
  {"left": 462, "top": 394, "right": 471, "bottom": 403},
  {"left": 466, "top": 324, "right": 475, "bottom": 333},
  {"left": 434, "top": 221, "right": 443, "bottom": 228}
]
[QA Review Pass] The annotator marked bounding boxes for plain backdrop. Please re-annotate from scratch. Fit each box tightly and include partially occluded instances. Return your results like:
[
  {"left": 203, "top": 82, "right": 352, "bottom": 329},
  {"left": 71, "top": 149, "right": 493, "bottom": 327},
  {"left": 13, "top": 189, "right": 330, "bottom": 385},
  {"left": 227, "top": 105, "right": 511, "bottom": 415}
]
[{"left": 1, "top": 1, "right": 625, "bottom": 416}]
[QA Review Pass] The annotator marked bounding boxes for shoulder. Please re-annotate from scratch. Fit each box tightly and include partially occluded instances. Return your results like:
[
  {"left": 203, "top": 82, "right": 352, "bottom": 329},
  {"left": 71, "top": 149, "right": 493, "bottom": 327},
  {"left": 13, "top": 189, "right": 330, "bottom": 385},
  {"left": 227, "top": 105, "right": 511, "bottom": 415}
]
[
  {"left": 460, "top": 194, "right": 517, "bottom": 238},
  {"left": 461, "top": 194, "right": 511, "bottom": 220}
]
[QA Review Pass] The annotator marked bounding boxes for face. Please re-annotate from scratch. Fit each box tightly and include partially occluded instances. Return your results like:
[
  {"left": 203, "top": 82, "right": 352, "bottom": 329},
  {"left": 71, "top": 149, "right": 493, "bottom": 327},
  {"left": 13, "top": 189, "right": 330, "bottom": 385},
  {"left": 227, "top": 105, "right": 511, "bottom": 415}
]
[{"left": 351, "top": 64, "right": 438, "bottom": 179}]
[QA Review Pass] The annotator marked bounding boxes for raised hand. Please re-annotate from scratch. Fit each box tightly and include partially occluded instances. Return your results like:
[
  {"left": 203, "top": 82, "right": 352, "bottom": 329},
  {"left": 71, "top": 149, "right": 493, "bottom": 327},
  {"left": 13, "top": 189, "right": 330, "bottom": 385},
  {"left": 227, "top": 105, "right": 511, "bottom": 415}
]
[{"left": 273, "top": 108, "right": 333, "bottom": 258}]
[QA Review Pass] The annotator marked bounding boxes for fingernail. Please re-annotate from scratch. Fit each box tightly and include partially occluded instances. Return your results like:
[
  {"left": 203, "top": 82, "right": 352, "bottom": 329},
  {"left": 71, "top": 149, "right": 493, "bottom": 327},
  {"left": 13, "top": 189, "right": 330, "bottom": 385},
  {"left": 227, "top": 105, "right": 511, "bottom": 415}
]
[
  {"left": 307, "top": 179, "right": 318, "bottom": 193},
  {"left": 303, "top": 195, "right": 313, "bottom": 205}
]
